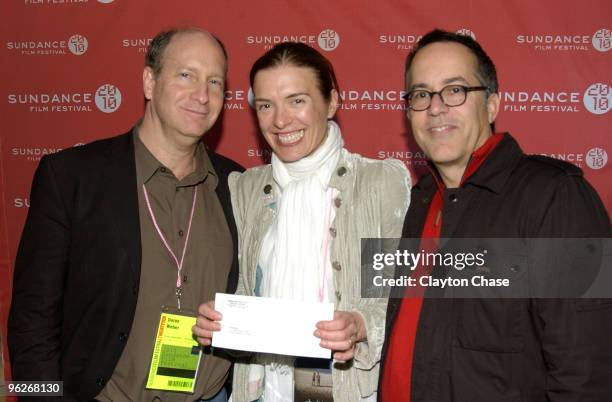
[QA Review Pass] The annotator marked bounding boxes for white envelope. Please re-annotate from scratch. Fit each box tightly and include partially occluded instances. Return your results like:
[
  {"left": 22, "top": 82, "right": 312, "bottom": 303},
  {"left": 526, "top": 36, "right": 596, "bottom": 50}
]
[{"left": 212, "top": 293, "right": 334, "bottom": 359}]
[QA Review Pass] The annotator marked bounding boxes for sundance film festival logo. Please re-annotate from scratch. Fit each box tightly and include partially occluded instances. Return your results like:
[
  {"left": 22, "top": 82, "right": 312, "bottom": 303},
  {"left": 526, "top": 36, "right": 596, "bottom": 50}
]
[
  {"left": 95, "top": 84, "right": 122, "bottom": 113},
  {"left": 317, "top": 29, "right": 340, "bottom": 51},
  {"left": 7, "top": 83, "right": 121, "bottom": 113},
  {"left": 7, "top": 34, "right": 88, "bottom": 56},
  {"left": 516, "top": 29, "right": 610, "bottom": 52},
  {"left": 500, "top": 89, "right": 581, "bottom": 113},
  {"left": 336, "top": 88, "right": 407, "bottom": 112},
  {"left": 246, "top": 29, "right": 340, "bottom": 51},
  {"left": 586, "top": 148, "right": 608, "bottom": 170},
  {"left": 583, "top": 83, "right": 610, "bottom": 115},
  {"left": 592, "top": 28, "right": 611, "bottom": 52}
]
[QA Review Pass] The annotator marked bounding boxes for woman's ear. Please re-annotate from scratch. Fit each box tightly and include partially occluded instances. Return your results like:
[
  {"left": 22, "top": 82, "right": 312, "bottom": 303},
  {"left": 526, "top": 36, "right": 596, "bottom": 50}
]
[{"left": 327, "top": 89, "right": 339, "bottom": 119}]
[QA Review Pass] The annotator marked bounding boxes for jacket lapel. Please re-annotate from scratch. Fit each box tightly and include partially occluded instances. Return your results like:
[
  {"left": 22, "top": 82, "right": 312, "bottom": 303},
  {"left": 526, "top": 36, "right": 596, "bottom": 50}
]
[{"left": 102, "top": 131, "right": 141, "bottom": 281}]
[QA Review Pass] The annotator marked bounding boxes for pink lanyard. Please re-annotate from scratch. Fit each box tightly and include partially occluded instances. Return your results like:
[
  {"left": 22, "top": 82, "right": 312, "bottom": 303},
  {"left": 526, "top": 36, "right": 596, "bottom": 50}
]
[{"left": 142, "top": 183, "right": 197, "bottom": 310}]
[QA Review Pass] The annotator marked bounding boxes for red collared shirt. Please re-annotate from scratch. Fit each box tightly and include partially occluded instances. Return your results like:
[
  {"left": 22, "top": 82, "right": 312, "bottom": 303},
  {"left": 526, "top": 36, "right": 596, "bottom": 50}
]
[{"left": 381, "top": 133, "right": 503, "bottom": 402}]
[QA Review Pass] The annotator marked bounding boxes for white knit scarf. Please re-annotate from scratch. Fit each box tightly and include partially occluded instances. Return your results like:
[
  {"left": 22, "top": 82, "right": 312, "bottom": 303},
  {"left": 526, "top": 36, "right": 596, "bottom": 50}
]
[
  {"left": 260, "top": 120, "right": 343, "bottom": 301},
  {"left": 250, "top": 120, "right": 344, "bottom": 402}
]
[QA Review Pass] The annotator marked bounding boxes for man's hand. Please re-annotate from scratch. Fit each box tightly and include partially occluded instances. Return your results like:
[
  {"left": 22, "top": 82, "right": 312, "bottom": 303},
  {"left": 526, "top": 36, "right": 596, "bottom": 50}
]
[
  {"left": 314, "top": 311, "right": 367, "bottom": 362},
  {"left": 192, "top": 300, "right": 222, "bottom": 346}
]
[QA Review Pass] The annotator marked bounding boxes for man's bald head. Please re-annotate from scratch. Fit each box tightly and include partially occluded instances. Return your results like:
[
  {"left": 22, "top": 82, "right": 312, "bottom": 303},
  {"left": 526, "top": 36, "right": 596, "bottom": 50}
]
[{"left": 145, "top": 27, "right": 227, "bottom": 77}]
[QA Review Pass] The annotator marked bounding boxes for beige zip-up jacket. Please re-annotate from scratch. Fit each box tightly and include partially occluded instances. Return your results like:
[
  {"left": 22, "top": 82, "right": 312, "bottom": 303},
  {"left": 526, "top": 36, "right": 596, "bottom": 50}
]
[{"left": 228, "top": 149, "right": 410, "bottom": 402}]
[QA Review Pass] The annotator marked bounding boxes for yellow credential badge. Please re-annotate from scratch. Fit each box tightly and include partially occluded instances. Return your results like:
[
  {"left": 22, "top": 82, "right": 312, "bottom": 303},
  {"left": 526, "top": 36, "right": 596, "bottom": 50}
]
[{"left": 146, "top": 308, "right": 202, "bottom": 393}]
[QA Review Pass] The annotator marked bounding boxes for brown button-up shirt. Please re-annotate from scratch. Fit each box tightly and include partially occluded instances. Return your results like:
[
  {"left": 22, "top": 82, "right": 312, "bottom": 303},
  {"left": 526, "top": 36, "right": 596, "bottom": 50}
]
[{"left": 97, "top": 132, "right": 233, "bottom": 401}]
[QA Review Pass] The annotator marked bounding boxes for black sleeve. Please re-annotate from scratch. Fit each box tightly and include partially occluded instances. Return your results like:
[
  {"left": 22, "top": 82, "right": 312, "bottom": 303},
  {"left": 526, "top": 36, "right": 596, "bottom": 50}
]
[
  {"left": 532, "top": 174, "right": 612, "bottom": 401},
  {"left": 8, "top": 155, "right": 70, "bottom": 381}
]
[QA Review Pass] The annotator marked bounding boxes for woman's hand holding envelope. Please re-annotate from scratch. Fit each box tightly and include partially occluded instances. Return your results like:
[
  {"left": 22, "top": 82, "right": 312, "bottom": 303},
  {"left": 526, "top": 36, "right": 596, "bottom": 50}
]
[{"left": 314, "top": 310, "right": 367, "bottom": 362}]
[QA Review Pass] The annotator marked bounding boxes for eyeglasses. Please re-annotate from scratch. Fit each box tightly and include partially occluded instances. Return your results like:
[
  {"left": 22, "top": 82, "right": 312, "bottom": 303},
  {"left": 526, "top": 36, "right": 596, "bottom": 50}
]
[{"left": 403, "top": 85, "right": 489, "bottom": 111}]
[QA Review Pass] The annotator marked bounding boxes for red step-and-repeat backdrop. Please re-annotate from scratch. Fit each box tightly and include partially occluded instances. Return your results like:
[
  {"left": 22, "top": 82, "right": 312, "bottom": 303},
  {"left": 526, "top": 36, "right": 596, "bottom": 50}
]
[{"left": 0, "top": 0, "right": 610, "bottom": 382}]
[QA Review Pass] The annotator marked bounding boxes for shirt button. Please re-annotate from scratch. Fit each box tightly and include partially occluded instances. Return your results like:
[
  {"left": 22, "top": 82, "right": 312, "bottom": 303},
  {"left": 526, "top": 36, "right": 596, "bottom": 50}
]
[
  {"left": 329, "top": 227, "right": 337, "bottom": 238},
  {"left": 96, "top": 377, "right": 104, "bottom": 386},
  {"left": 449, "top": 194, "right": 458, "bottom": 203},
  {"left": 335, "top": 291, "right": 342, "bottom": 301},
  {"left": 334, "top": 197, "right": 342, "bottom": 208},
  {"left": 332, "top": 261, "right": 342, "bottom": 271},
  {"left": 337, "top": 166, "right": 347, "bottom": 177},
  {"left": 264, "top": 184, "right": 272, "bottom": 194},
  {"left": 119, "top": 332, "right": 128, "bottom": 342},
  {"left": 178, "top": 229, "right": 184, "bottom": 237},
  {"left": 160, "top": 167, "right": 167, "bottom": 173}
]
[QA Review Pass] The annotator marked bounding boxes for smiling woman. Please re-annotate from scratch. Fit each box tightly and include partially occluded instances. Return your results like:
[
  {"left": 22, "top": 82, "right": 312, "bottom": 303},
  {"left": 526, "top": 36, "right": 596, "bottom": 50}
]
[
  {"left": 250, "top": 42, "right": 339, "bottom": 164},
  {"left": 252, "top": 64, "right": 337, "bottom": 163},
  {"left": 192, "top": 42, "right": 412, "bottom": 402}
]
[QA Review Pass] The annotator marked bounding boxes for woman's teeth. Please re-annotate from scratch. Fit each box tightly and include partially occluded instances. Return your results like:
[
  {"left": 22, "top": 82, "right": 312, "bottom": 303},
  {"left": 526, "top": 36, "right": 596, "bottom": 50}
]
[{"left": 278, "top": 129, "right": 305, "bottom": 144}]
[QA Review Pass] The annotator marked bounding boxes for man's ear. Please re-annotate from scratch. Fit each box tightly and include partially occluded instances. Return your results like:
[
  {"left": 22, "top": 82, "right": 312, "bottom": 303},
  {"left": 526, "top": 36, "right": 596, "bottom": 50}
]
[
  {"left": 143, "top": 66, "right": 156, "bottom": 101},
  {"left": 486, "top": 92, "right": 500, "bottom": 124}
]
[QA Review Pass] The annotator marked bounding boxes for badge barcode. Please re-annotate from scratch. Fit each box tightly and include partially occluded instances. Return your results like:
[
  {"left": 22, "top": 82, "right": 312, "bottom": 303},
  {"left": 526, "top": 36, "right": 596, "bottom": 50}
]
[{"left": 167, "top": 379, "right": 193, "bottom": 388}]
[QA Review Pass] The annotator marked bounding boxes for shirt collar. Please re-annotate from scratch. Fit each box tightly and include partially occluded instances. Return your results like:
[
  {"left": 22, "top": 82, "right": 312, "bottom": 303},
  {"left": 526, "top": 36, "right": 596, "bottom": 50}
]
[
  {"left": 422, "top": 132, "right": 521, "bottom": 194},
  {"left": 133, "top": 126, "right": 218, "bottom": 189}
]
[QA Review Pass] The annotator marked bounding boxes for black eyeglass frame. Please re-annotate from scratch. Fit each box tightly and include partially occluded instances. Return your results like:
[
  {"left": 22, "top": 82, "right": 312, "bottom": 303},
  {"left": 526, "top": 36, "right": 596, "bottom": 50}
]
[{"left": 402, "top": 85, "right": 490, "bottom": 111}]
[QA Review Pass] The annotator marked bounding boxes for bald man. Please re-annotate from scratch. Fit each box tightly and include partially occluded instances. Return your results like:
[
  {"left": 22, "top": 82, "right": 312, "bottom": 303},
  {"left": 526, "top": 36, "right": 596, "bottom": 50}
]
[{"left": 9, "top": 27, "right": 242, "bottom": 401}]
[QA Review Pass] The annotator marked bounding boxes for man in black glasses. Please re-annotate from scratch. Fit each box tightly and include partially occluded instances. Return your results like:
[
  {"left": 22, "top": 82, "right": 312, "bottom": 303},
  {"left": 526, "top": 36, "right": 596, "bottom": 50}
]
[{"left": 379, "top": 29, "right": 611, "bottom": 402}]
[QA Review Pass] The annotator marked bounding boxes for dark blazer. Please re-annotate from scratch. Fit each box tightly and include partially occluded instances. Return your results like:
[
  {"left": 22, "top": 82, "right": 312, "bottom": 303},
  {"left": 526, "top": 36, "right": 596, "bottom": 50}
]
[
  {"left": 8, "top": 129, "right": 243, "bottom": 401},
  {"left": 379, "top": 134, "right": 612, "bottom": 402}
]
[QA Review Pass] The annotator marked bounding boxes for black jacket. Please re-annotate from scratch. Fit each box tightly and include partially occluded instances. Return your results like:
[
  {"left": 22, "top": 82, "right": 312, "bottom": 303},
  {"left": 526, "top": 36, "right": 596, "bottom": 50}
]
[
  {"left": 380, "top": 133, "right": 612, "bottom": 402},
  {"left": 8, "top": 129, "right": 243, "bottom": 401}
]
